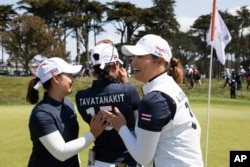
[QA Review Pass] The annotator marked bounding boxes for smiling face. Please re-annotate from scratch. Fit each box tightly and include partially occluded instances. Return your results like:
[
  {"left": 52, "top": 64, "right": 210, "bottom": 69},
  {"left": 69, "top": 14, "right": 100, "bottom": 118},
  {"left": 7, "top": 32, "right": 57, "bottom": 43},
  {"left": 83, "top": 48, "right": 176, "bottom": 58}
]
[
  {"left": 46, "top": 73, "right": 76, "bottom": 102},
  {"left": 131, "top": 54, "right": 165, "bottom": 83},
  {"left": 58, "top": 73, "right": 75, "bottom": 95}
]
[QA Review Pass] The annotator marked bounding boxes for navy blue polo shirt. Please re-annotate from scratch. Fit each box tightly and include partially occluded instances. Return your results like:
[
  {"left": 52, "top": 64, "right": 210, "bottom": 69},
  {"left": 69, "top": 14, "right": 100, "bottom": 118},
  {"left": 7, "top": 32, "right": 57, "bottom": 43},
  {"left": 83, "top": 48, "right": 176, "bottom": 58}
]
[
  {"left": 28, "top": 93, "right": 79, "bottom": 167},
  {"left": 75, "top": 80, "right": 140, "bottom": 163}
]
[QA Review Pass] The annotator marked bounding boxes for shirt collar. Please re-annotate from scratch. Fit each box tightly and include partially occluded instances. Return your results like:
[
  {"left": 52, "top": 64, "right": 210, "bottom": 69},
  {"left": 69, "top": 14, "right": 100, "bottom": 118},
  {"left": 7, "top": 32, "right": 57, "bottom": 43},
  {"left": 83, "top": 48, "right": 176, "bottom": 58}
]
[
  {"left": 92, "top": 79, "right": 110, "bottom": 87},
  {"left": 43, "top": 92, "right": 64, "bottom": 109},
  {"left": 142, "top": 72, "right": 168, "bottom": 95}
]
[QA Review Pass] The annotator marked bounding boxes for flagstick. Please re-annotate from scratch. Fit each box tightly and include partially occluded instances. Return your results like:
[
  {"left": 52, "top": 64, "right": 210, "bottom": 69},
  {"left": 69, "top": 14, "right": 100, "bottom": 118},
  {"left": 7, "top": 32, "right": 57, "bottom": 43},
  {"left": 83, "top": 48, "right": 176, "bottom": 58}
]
[
  {"left": 205, "top": 41, "right": 214, "bottom": 167},
  {"left": 205, "top": 0, "right": 217, "bottom": 166}
]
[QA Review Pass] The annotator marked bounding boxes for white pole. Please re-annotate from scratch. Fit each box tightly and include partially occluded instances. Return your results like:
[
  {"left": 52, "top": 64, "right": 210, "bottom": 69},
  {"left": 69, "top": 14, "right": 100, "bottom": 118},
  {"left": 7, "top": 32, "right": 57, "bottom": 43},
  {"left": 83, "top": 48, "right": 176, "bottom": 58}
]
[{"left": 205, "top": 41, "right": 214, "bottom": 167}]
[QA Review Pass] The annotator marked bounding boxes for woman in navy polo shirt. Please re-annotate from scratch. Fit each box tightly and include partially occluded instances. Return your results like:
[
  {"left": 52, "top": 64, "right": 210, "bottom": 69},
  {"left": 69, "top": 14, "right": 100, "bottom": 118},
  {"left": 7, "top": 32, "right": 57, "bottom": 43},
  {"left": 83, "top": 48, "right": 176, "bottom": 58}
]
[
  {"left": 26, "top": 57, "right": 106, "bottom": 167},
  {"left": 75, "top": 41, "right": 141, "bottom": 167}
]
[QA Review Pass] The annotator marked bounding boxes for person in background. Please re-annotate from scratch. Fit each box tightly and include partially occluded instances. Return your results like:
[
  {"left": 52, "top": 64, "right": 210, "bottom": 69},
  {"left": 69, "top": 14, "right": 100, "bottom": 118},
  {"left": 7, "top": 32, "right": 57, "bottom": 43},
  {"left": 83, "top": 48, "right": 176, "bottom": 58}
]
[
  {"left": 193, "top": 67, "right": 201, "bottom": 89},
  {"left": 26, "top": 57, "right": 106, "bottom": 167},
  {"left": 188, "top": 64, "right": 194, "bottom": 89},
  {"left": 103, "top": 34, "right": 204, "bottom": 167},
  {"left": 83, "top": 60, "right": 91, "bottom": 77},
  {"left": 222, "top": 68, "right": 231, "bottom": 87},
  {"left": 246, "top": 66, "right": 250, "bottom": 90},
  {"left": 229, "top": 79, "right": 237, "bottom": 99},
  {"left": 236, "top": 65, "right": 246, "bottom": 90},
  {"left": 75, "top": 42, "right": 141, "bottom": 167},
  {"left": 183, "top": 64, "right": 190, "bottom": 87}
]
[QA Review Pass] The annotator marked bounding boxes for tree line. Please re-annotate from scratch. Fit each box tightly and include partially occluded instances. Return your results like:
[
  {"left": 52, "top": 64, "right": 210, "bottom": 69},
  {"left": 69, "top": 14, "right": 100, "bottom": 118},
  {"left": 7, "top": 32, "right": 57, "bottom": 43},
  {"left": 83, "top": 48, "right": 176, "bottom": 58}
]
[{"left": 0, "top": 0, "right": 249, "bottom": 77}]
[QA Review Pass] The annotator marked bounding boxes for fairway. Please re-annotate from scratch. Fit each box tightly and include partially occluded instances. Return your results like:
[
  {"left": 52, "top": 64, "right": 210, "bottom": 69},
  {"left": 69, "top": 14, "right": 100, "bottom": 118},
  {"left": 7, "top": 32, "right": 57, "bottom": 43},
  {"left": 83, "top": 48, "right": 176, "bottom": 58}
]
[{"left": 0, "top": 103, "right": 249, "bottom": 167}]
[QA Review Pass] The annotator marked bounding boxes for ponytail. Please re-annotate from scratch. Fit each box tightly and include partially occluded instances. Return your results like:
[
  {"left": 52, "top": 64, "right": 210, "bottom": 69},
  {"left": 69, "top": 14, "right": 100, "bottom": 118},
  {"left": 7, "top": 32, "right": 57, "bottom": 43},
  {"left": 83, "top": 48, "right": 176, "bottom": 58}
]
[
  {"left": 167, "top": 57, "right": 184, "bottom": 85},
  {"left": 26, "top": 77, "right": 52, "bottom": 104},
  {"left": 26, "top": 78, "right": 40, "bottom": 104}
]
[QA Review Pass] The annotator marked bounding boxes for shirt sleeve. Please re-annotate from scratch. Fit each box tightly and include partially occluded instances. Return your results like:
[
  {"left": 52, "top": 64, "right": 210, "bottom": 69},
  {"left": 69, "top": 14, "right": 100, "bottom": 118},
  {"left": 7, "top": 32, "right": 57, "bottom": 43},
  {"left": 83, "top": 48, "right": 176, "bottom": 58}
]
[
  {"left": 29, "top": 110, "right": 58, "bottom": 138},
  {"left": 119, "top": 126, "right": 161, "bottom": 166},
  {"left": 138, "top": 91, "right": 176, "bottom": 132},
  {"left": 39, "top": 130, "right": 95, "bottom": 161}
]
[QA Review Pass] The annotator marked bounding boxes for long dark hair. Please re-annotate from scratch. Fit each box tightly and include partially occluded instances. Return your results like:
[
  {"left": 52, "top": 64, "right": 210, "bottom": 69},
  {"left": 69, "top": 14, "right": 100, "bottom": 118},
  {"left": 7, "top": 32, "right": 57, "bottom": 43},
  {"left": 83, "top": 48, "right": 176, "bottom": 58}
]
[
  {"left": 167, "top": 57, "right": 184, "bottom": 85},
  {"left": 26, "top": 78, "right": 51, "bottom": 104}
]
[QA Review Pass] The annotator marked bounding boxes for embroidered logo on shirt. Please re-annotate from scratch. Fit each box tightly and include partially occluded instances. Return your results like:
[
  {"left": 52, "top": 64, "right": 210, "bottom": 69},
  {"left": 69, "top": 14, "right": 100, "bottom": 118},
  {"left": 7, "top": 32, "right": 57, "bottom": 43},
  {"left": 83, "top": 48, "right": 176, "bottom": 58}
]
[{"left": 141, "top": 112, "right": 152, "bottom": 122}]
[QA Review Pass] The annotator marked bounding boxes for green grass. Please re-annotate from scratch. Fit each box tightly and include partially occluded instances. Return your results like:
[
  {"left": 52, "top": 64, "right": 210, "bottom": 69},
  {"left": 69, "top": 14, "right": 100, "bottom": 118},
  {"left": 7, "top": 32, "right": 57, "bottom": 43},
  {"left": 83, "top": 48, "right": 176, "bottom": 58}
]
[
  {"left": 197, "top": 104, "right": 250, "bottom": 167},
  {"left": 0, "top": 104, "right": 249, "bottom": 166},
  {"left": 0, "top": 75, "right": 250, "bottom": 166},
  {"left": 0, "top": 75, "right": 249, "bottom": 104}
]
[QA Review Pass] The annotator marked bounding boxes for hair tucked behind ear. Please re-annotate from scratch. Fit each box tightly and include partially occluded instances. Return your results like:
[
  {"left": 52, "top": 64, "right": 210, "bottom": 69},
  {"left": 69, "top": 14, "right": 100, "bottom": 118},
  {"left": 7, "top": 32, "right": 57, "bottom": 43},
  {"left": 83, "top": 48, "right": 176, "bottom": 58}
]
[
  {"left": 26, "top": 78, "right": 40, "bottom": 104},
  {"left": 167, "top": 57, "right": 184, "bottom": 85}
]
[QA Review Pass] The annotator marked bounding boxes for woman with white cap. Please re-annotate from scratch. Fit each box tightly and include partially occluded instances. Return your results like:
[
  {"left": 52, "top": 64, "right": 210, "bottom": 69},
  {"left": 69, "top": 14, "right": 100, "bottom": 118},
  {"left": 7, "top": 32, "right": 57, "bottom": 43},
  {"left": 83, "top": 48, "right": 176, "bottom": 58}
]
[
  {"left": 75, "top": 41, "right": 141, "bottom": 167},
  {"left": 26, "top": 57, "right": 107, "bottom": 167},
  {"left": 103, "top": 34, "right": 204, "bottom": 167}
]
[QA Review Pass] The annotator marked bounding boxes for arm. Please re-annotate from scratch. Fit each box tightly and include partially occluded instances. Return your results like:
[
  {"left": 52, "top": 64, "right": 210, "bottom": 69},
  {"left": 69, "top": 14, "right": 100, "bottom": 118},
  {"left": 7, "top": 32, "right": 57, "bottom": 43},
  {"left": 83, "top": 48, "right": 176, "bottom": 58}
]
[
  {"left": 119, "top": 126, "right": 160, "bottom": 166},
  {"left": 103, "top": 107, "right": 160, "bottom": 166},
  {"left": 39, "top": 112, "right": 106, "bottom": 161},
  {"left": 39, "top": 131, "right": 94, "bottom": 161}
]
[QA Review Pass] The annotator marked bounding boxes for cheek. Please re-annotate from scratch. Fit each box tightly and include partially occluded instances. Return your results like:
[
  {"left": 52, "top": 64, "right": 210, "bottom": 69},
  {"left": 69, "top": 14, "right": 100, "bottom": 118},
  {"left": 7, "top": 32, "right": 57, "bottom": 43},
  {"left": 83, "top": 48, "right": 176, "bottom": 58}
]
[
  {"left": 61, "top": 78, "right": 71, "bottom": 87},
  {"left": 132, "top": 56, "right": 141, "bottom": 63},
  {"left": 131, "top": 59, "right": 136, "bottom": 67},
  {"left": 143, "top": 60, "right": 152, "bottom": 68},
  {"left": 143, "top": 64, "right": 151, "bottom": 74}
]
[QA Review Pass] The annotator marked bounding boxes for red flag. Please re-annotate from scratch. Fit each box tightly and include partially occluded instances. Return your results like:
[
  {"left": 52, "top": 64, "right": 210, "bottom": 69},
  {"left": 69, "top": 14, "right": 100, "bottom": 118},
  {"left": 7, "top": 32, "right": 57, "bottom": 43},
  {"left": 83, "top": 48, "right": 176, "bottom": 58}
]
[{"left": 207, "top": 0, "right": 232, "bottom": 65}]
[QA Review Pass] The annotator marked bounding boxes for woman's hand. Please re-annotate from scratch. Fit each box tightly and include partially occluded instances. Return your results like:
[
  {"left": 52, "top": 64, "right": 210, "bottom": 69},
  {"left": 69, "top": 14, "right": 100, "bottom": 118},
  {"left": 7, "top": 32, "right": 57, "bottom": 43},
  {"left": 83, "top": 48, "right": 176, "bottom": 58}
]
[
  {"left": 89, "top": 112, "right": 108, "bottom": 138},
  {"left": 118, "top": 67, "right": 128, "bottom": 83},
  {"left": 102, "top": 107, "right": 127, "bottom": 132}
]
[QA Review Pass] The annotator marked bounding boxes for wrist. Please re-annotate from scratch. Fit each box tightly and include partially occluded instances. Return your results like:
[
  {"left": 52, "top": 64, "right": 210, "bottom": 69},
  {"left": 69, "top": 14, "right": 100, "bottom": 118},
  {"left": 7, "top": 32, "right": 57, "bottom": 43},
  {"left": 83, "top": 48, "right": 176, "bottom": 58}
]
[
  {"left": 90, "top": 131, "right": 97, "bottom": 139},
  {"left": 120, "top": 76, "right": 128, "bottom": 83}
]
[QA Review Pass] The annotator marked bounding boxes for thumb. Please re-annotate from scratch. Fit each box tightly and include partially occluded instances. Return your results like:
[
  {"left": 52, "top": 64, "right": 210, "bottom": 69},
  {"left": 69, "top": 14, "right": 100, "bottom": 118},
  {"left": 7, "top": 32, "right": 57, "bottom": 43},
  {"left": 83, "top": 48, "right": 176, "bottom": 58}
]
[
  {"left": 113, "top": 107, "right": 121, "bottom": 115},
  {"left": 120, "top": 67, "right": 125, "bottom": 71}
]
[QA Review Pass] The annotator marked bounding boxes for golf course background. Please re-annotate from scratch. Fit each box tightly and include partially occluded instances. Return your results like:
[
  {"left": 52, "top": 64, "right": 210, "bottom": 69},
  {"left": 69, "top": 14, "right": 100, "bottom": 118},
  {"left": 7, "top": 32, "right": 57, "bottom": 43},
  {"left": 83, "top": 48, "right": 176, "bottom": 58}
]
[{"left": 0, "top": 75, "right": 249, "bottom": 167}]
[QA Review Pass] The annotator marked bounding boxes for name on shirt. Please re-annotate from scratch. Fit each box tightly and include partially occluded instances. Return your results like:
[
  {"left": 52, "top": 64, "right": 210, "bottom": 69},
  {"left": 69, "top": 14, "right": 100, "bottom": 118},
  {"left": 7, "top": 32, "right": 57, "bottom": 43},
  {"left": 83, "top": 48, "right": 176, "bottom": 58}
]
[
  {"left": 78, "top": 94, "right": 125, "bottom": 106},
  {"left": 175, "top": 91, "right": 187, "bottom": 103}
]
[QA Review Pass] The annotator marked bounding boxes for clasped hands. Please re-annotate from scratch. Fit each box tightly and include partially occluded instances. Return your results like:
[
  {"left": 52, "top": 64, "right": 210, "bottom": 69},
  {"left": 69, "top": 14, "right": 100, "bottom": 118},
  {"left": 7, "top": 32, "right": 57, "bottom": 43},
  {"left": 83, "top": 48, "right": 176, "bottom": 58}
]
[{"left": 101, "top": 107, "right": 127, "bottom": 132}]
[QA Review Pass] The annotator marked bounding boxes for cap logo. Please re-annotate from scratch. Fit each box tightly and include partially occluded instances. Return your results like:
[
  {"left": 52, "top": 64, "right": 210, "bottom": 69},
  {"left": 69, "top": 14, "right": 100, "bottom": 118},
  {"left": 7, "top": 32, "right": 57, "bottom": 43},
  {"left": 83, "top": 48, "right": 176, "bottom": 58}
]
[
  {"left": 112, "top": 54, "right": 118, "bottom": 60},
  {"left": 93, "top": 53, "right": 100, "bottom": 61},
  {"left": 156, "top": 46, "right": 164, "bottom": 52},
  {"left": 138, "top": 37, "right": 146, "bottom": 44},
  {"left": 154, "top": 45, "right": 166, "bottom": 57},
  {"left": 50, "top": 68, "right": 59, "bottom": 75}
]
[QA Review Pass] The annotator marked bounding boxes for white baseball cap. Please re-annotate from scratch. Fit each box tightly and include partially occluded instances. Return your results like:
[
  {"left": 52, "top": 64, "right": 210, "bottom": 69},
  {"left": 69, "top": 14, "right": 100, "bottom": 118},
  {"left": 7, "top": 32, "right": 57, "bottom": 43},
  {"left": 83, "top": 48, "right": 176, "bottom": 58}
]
[
  {"left": 121, "top": 34, "right": 172, "bottom": 62},
  {"left": 90, "top": 43, "right": 123, "bottom": 69},
  {"left": 34, "top": 57, "right": 82, "bottom": 89}
]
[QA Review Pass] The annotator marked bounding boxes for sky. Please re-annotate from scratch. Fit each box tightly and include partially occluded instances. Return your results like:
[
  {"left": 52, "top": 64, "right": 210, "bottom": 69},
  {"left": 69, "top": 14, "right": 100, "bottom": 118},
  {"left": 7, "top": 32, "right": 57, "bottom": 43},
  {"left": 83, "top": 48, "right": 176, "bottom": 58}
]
[{"left": 1, "top": 0, "right": 250, "bottom": 61}]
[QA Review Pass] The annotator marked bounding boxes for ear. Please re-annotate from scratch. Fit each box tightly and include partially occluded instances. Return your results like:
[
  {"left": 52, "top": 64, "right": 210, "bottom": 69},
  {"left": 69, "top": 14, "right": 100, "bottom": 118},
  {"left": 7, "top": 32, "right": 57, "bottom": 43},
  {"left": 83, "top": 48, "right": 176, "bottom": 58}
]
[
  {"left": 51, "top": 75, "right": 60, "bottom": 84},
  {"left": 157, "top": 57, "right": 165, "bottom": 65}
]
